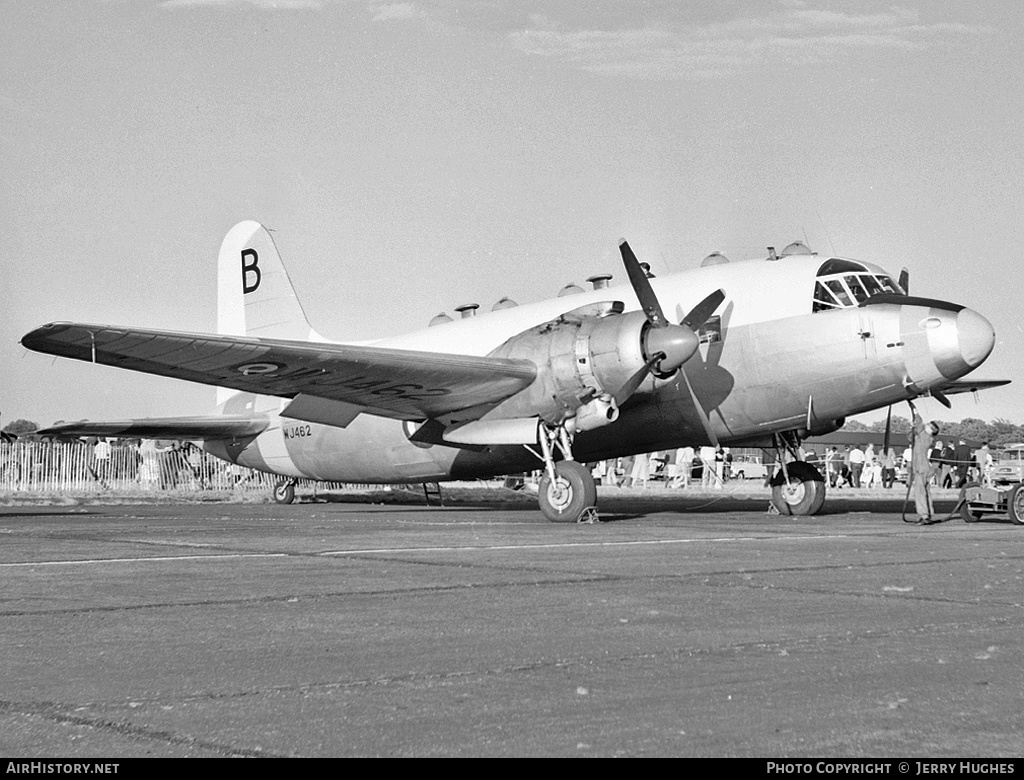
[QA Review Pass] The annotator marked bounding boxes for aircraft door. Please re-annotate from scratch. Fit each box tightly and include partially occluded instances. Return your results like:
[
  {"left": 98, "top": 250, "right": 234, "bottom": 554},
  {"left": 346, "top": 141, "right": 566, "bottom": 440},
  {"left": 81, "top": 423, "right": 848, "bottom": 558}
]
[{"left": 857, "top": 310, "right": 877, "bottom": 359}]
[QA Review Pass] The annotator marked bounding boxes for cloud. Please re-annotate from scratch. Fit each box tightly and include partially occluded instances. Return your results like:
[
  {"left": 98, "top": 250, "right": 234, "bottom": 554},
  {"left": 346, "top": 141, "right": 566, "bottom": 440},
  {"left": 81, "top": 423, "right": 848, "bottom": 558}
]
[
  {"left": 371, "top": 2, "right": 425, "bottom": 22},
  {"left": 508, "top": 2, "right": 994, "bottom": 80},
  {"left": 160, "top": 0, "right": 325, "bottom": 9}
]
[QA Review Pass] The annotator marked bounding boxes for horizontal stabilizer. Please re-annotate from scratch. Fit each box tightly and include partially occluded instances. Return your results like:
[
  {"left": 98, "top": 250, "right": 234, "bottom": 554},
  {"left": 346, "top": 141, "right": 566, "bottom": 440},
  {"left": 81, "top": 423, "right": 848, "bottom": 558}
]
[{"left": 36, "top": 415, "right": 269, "bottom": 441}]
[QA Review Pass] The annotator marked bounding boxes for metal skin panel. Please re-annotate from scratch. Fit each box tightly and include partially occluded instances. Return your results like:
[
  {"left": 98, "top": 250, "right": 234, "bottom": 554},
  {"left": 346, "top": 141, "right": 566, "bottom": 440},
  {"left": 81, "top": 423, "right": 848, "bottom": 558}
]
[{"left": 481, "top": 309, "right": 647, "bottom": 425}]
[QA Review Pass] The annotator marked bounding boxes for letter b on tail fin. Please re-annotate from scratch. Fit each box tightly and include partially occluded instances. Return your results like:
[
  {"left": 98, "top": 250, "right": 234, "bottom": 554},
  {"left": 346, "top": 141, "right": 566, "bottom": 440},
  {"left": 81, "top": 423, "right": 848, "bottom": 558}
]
[{"left": 217, "top": 221, "right": 315, "bottom": 341}]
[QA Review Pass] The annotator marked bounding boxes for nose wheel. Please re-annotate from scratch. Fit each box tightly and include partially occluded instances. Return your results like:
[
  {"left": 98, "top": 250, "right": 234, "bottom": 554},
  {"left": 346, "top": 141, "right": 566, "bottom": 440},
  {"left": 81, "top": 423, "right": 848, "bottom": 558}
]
[
  {"left": 768, "top": 433, "right": 827, "bottom": 516},
  {"left": 770, "top": 469, "right": 826, "bottom": 515}
]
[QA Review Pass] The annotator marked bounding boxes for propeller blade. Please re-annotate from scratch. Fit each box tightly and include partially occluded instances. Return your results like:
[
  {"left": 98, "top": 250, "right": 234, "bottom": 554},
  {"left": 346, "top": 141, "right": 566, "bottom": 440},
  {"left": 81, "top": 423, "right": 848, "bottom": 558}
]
[
  {"left": 898, "top": 267, "right": 909, "bottom": 295},
  {"left": 619, "top": 239, "right": 668, "bottom": 328},
  {"left": 883, "top": 405, "right": 893, "bottom": 453},
  {"left": 681, "top": 367, "right": 719, "bottom": 448},
  {"left": 613, "top": 354, "right": 663, "bottom": 406},
  {"left": 681, "top": 288, "right": 726, "bottom": 331}
]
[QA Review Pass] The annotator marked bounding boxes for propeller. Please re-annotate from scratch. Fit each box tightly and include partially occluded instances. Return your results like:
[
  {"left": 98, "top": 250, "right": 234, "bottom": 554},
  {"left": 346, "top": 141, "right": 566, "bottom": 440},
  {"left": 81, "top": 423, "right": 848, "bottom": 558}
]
[{"left": 614, "top": 239, "right": 725, "bottom": 446}]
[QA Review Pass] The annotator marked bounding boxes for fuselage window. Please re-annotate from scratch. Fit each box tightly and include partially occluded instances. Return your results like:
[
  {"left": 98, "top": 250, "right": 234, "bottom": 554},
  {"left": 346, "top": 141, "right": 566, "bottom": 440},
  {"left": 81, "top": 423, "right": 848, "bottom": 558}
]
[{"left": 698, "top": 315, "right": 722, "bottom": 344}]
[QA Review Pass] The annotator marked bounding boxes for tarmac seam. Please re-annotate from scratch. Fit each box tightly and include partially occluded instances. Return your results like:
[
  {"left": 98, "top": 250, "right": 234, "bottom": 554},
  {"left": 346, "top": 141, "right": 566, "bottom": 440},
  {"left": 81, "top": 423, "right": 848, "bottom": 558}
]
[
  {"left": 0, "top": 699, "right": 288, "bottom": 758},
  {"left": 0, "top": 575, "right": 616, "bottom": 617}
]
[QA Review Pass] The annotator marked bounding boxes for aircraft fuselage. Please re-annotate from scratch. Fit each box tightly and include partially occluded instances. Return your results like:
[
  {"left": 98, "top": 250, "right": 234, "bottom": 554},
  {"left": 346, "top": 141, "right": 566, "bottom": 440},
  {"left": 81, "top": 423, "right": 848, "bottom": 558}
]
[{"left": 208, "top": 253, "right": 993, "bottom": 484}]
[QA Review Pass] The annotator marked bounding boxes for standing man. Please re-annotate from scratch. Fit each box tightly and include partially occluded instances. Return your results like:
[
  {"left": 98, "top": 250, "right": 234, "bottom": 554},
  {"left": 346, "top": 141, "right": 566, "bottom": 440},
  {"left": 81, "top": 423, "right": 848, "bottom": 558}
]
[
  {"left": 975, "top": 443, "right": 993, "bottom": 485},
  {"left": 673, "top": 446, "right": 694, "bottom": 488},
  {"left": 848, "top": 445, "right": 865, "bottom": 488},
  {"left": 93, "top": 437, "right": 112, "bottom": 485},
  {"left": 880, "top": 445, "right": 898, "bottom": 489},
  {"left": 910, "top": 413, "right": 940, "bottom": 524},
  {"left": 700, "top": 445, "right": 717, "bottom": 488},
  {"left": 952, "top": 438, "right": 972, "bottom": 488}
]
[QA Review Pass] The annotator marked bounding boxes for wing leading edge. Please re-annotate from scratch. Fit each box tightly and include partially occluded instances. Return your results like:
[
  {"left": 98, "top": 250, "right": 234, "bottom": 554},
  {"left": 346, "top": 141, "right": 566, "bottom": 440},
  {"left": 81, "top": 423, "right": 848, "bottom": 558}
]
[{"left": 22, "top": 322, "right": 538, "bottom": 424}]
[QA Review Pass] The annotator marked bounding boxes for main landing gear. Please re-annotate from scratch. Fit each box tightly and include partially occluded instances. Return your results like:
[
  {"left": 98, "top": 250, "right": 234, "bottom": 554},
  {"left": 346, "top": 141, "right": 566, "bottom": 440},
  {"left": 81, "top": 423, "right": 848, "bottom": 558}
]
[
  {"left": 273, "top": 478, "right": 297, "bottom": 505},
  {"left": 531, "top": 424, "right": 598, "bottom": 523},
  {"left": 767, "top": 432, "right": 826, "bottom": 516}
]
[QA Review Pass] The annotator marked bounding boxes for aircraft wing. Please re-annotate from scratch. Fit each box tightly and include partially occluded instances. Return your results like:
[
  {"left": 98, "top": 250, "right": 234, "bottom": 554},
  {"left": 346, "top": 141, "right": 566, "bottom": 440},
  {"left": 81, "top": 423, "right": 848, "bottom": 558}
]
[
  {"left": 36, "top": 415, "right": 269, "bottom": 441},
  {"left": 934, "top": 379, "right": 1011, "bottom": 397},
  {"left": 22, "top": 322, "right": 537, "bottom": 425}
]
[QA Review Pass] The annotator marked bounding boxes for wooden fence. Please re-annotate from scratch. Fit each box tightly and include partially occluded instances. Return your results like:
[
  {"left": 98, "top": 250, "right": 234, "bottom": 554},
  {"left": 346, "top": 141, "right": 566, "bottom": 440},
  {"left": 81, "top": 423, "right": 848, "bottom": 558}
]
[{"left": 0, "top": 440, "right": 365, "bottom": 496}]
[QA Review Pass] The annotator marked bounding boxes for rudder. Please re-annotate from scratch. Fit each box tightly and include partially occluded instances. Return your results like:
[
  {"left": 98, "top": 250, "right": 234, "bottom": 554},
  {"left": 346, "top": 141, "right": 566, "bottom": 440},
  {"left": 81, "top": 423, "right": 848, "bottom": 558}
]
[{"left": 217, "top": 221, "right": 316, "bottom": 341}]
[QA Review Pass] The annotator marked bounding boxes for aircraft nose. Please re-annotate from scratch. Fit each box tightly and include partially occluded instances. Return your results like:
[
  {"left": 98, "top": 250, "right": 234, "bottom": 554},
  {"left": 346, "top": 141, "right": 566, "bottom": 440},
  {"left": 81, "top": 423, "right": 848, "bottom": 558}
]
[
  {"left": 956, "top": 307, "right": 995, "bottom": 369},
  {"left": 901, "top": 301, "right": 996, "bottom": 390}
]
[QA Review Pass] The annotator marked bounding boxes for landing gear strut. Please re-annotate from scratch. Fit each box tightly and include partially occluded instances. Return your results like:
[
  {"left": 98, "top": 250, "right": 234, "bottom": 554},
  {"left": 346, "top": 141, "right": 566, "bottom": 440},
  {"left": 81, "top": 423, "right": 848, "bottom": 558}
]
[
  {"left": 531, "top": 424, "right": 598, "bottom": 522},
  {"left": 273, "top": 478, "right": 297, "bottom": 505},
  {"left": 768, "top": 432, "right": 826, "bottom": 516}
]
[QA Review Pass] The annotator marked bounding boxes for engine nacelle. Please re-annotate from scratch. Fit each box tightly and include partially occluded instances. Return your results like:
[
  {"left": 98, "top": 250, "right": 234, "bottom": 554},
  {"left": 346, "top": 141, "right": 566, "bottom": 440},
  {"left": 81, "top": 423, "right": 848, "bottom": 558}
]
[
  {"left": 566, "top": 394, "right": 620, "bottom": 434},
  {"left": 800, "top": 417, "right": 847, "bottom": 438},
  {"left": 483, "top": 303, "right": 650, "bottom": 427}
]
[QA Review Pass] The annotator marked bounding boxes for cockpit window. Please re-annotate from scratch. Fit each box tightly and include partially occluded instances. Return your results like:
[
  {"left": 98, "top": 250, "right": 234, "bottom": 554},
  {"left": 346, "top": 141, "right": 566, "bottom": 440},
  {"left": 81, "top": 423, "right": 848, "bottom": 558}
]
[
  {"left": 816, "top": 258, "right": 868, "bottom": 275},
  {"left": 813, "top": 282, "right": 843, "bottom": 312},
  {"left": 824, "top": 280, "right": 854, "bottom": 307},
  {"left": 812, "top": 261, "right": 906, "bottom": 313},
  {"left": 876, "top": 276, "right": 901, "bottom": 294},
  {"left": 843, "top": 275, "right": 871, "bottom": 303},
  {"left": 859, "top": 274, "right": 884, "bottom": 297}
]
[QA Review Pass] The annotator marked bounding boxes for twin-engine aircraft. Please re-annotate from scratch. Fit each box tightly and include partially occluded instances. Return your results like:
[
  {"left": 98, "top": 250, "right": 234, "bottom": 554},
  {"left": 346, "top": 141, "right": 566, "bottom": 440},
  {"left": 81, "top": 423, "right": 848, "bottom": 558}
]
[{"left": 22, "top": 221, "right": 1005, "bottom": 520}]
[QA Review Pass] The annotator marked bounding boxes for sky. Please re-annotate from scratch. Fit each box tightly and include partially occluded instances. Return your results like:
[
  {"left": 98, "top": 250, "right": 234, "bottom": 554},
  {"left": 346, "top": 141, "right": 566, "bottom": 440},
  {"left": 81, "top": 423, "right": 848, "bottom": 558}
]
[{"left": 2, "top": 0, "right": 1022, "bottom": 430}]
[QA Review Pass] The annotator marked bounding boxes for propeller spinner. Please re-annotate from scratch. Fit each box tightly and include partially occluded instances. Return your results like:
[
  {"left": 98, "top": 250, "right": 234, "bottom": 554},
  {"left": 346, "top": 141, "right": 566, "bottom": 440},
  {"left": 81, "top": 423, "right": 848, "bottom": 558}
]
[{"left": 616, "top": 240, "right": 725, "bottom": 446}]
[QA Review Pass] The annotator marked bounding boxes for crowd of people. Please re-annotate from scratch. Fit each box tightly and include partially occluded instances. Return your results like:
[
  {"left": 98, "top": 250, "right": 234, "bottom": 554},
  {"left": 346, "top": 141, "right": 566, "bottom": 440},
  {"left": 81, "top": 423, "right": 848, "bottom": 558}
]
[
  {"left": 819, "top": 437, "right": 994, "bottom": 491},
  {"left": 590, "top": 446, "right": 734, "bottom": 489},
  {"left": 585, "top": 435, "right": 997, "bottom": 494}
]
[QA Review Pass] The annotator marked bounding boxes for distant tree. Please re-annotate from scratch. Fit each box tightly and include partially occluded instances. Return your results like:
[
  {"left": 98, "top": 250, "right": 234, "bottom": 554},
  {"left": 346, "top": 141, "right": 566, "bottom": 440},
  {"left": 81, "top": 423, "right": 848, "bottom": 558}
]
[
  {"left": 867, "top": 415, "right": 911, "bottom": 434},
  {"left": 990, "top": 419, "right": 1024, "bottom": 447},
  {"left": 843, "top": 419, "right": 869, "bottom": 431},
  {"left": 2, "top": 419, "right": 39, "bottom": 436}
]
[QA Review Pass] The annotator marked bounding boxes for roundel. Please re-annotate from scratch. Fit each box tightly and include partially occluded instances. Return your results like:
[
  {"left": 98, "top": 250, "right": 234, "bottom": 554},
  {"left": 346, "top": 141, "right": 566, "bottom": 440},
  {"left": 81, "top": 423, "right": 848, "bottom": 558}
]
[
  {"left": 236, "top": 362, "right": 281, "bottom": 376},
  {"left": 403, "top": 420, "right": 434, "bottom": 449}
]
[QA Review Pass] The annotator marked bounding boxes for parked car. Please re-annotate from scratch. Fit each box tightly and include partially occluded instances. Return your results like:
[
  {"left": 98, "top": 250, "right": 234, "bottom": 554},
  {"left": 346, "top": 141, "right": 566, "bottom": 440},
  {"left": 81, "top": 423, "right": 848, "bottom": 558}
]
[
  {"left": 991, "top": 444, "right": 1024, "bottom": 485},
  {"left": 731, "top": 455, "right": 769, "bottom": 481}
]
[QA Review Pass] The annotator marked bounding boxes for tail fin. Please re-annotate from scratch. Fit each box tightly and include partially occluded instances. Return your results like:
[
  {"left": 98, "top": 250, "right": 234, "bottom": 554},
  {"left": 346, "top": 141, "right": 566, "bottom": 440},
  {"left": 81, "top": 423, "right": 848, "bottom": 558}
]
[
  {"left": 217, "top": 221, "right": 318, "bottom": 341},
  {"left": 216, "top": 221, "right": 321, "bottom": 410}
]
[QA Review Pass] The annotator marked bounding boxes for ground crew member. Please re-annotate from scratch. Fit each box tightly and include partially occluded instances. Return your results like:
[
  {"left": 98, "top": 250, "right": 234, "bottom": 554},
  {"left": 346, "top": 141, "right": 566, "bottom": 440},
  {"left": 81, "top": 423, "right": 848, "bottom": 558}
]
[{"left": 910, "top": 412, "right": 940, "bottom": 524}]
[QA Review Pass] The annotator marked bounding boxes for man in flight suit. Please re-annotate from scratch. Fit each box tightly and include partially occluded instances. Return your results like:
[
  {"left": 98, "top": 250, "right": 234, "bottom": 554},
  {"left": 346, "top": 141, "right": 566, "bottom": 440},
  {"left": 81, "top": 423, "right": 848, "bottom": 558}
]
[{"left": 910, "top": 413, "right": 940, "bottom": 524}]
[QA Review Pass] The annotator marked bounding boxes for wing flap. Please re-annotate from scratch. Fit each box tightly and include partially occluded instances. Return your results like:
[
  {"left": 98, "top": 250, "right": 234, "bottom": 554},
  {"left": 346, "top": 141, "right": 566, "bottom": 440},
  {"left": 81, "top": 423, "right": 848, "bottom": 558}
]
[{"left": 23, "top": 322, "right": 537, "bottom": 421}]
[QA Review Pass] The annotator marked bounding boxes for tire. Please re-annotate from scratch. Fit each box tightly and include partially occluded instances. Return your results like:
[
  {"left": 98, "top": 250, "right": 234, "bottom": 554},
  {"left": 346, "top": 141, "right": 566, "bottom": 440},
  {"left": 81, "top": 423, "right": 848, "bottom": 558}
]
[
  {"left": 1008, "top": 484, "right": 1024, "bottom": 525},
  {"left": 959, "top": 482, "right": 983, "bottom": 523},
  {"left": 273, "top": 479, "right": 296, "bottom": 505},
  {"left": 769, "top": 462, "right": 826, "bottom": 516},
  {"left": 538, "top": 461, "right": 597, "bottom": 522}
]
